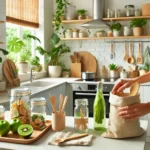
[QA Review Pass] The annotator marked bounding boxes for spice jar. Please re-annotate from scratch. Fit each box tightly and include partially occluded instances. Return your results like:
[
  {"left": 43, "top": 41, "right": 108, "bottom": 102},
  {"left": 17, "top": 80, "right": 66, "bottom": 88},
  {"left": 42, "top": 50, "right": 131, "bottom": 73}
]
[
  {"left": 0, "top": 105, "right": 5, "bottom": 120},
  {"left": 114, "top": 9, "right": 121, "bottom": 18},
  {"left": 31, "top": 97, "right": 46, "bottom": 130},
  {"left": 65, "top": 29, "right": 73, "bottom": 38},
  {"left": 9, "top": 88, "right": 31, "bottom": 124},
  {"left": 72, "top": 29, "right": 79, "bottom": 38},
  {"left": 107, "top": 30, "right": 113, "bottom": 37},
  {"left": 125, "top": 5, "right": 135, "bottom": 16},
  {"left": 74, "top": 99, "right": 88, "bottom": 132},
  {"left": 79, "top": 30, "right": 85, "bottom": 38},
  {"left": 107, "top": 9, "right": 114, "bottom": 18},
  {"left": 134, "top": 9, "right": 141, "bottom": 16}
]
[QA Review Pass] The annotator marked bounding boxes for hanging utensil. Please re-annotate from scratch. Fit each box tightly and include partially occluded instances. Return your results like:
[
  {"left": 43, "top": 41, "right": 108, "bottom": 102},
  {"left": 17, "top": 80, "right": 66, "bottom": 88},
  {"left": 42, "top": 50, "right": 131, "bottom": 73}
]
[
  {"left": 127, "top": 43, "right": 134, "bottom": 64},
  {"left": 123, "top": 42, "right": 129, "bottom": 61},
  {"left": 110, "top": 43, "right": 115, "bottom": 59},
  {"left": 136, "top": 42, "right": 143, "bottom": 64}
]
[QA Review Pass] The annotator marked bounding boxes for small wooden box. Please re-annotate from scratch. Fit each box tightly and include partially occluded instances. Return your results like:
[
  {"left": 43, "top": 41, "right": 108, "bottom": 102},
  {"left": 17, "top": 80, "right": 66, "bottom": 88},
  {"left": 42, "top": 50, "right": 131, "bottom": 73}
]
[{"left": 70, "top": 63, "right": 81, "bottom": 77}]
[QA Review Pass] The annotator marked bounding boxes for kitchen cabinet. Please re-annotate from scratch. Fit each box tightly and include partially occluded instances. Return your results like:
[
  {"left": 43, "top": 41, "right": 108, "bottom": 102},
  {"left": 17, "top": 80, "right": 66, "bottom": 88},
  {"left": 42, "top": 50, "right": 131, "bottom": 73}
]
[{"left": 31, "top": 83, "right": 67, "bottom": 115}]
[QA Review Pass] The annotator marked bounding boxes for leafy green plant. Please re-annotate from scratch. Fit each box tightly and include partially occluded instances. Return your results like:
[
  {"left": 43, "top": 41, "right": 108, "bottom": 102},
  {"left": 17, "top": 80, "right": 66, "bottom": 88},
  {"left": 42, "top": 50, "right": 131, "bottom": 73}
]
[
  {"left": 36, "top": 33, "right": 70, "bottom": 66},
  {"left": 108, "top": 63, "right": 118, "bottom": 70},
  {"left": 77, "top": 9, "right": 87, "bottom": 16},
  {"left": 29, "top": 56, "right": 40, "bottom": 66},
  {"left": 0, "top": 48, "right": 9, "bottom": 63},
  {"left": 130, "top": 18, "right": 148, "bottom": 28},
  {"left": 139, "top": 65, "right": 150, "bottom": 71},
  {"left": 53, "top": 0, "right": 69, "bottom": 31},
  {"left": 110, "top": 22, "right": 122, "bottom": 31}
]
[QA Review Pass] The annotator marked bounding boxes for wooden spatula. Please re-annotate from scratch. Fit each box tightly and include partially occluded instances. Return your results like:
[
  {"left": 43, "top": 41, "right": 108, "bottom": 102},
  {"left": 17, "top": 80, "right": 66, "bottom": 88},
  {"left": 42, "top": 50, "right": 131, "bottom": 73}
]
[
  {"left": 129, "top": 82, "right": 139, "bottom": 96},
  {"left": 54, "top": 133, "right": 88, "bottom": 144},
  {"left": 136, "top": 43, "right": 143, "bottom": 64},
  {"left": 50, "top": 96, "right": 57, "bottom": 113},
  {"left": 123, "top": 42, "right": 129, "bottom": 61}
]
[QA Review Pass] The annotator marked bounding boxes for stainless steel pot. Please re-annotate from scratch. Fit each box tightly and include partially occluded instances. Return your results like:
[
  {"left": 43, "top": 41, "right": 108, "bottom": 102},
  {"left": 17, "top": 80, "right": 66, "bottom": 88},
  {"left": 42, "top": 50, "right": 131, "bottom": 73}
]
[{"left": 81, "top": 72, "right": 95, "bottom": 80}]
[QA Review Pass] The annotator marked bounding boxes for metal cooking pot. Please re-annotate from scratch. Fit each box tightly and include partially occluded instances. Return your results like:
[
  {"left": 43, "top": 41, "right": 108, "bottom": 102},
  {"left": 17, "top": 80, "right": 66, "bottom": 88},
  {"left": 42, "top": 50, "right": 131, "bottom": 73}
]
[{"left": 81, "top": 72, "right": 95, "bottom": 80}]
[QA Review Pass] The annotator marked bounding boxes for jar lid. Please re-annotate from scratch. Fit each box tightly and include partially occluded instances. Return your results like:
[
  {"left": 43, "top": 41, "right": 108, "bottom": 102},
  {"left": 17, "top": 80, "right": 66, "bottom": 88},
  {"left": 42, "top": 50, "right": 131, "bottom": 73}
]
[
  {"left": 75, "top": 99, "right": 88, "bottom": 106},
  {"left": 125, "top": 5, "right": 134, "bottom": 8},
  {"left": 9, "top": 88, "right": 31, "bottom": 97},
  {"left": 0, "top": 105, "right": 5, "bottom": 113},
  {"left": 31, "top": 97, "right": 46, "bottom": 106},
  {"left": 72, "top": 29, "right": 79, "bottom": 32}
]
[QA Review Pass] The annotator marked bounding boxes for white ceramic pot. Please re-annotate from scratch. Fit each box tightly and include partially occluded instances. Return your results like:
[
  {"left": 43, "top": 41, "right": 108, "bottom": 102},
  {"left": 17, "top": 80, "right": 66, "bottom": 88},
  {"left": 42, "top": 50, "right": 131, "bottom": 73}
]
[
  {"left": 120, "top": 71, "right": 128, "bottom": 78},
  {"left": 48, "top": 66, "right": 62, "bottom": 77},
  {"left": 123, "top": 26, "right": 131, "bottom": 36},
  {"left": 110, "top": 70, "right": 119, "bottom": 78},
  {"left": 17, "top": 62, "right": 29, "bottom": 73},
  {"left": 113, "top": 30, "right": 120, "bottom": 37}
]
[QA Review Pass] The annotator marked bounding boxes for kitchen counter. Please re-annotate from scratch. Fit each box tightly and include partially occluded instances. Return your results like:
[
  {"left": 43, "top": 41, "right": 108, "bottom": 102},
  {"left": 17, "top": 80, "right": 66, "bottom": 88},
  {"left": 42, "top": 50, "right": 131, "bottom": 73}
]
[{"left": 0, "top": 116, "right": 148, "bottom": 150}]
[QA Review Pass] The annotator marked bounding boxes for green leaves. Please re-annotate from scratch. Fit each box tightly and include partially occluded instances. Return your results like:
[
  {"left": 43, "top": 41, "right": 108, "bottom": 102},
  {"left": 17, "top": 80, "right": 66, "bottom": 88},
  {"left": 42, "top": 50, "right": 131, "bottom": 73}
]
[
  {"left": 108, "top": 63, "right": 118, "bottom": 70},
  {"left": 0, "top": 48, "right": 9, "bottom": 63},
  {"left": 110, "top": 22, "right": 122, "bottom": 31},
  {"left": 51, "top": 33, "right": 60, "bottom": 46},
  {"left": 130, "top": 18, "right": 148, "bottom": 28},
  {"left": 77, "top": 9, "right": 87, "bottom": 15},
  {"left": 29, "top": 56, "right": 40, "bottom": 66},
  {"left": 26, "top": 34, "right": 41, "bottom": 43},
  {"left": 7, "top": 37, "right": 25, "bottom": 53}
]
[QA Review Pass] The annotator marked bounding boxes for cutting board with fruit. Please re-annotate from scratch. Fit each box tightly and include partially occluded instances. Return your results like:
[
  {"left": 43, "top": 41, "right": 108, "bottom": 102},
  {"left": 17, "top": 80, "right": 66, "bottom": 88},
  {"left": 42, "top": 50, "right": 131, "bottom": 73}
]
[{"left": 0, "top": 120, "right": 52, "bottom": 144}]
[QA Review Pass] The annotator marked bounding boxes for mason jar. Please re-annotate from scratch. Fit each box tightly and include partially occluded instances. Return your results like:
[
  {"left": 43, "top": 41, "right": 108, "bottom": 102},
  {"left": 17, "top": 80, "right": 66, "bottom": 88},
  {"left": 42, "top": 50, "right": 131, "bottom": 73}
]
[
  {"left": 134, "top": 9, "right": 141, "bottom": 16},
  {"left": 9, "top": 88, "right": 31, "bottom": 124},
  {"left": 107, "top": 9, "right": 114, "bottom": 18},
  {"left": 31, "top": 97, "right": 46, "bottom": 130},
  {"left": 74, "top": 99, "right": 88, "bottom": 133}
]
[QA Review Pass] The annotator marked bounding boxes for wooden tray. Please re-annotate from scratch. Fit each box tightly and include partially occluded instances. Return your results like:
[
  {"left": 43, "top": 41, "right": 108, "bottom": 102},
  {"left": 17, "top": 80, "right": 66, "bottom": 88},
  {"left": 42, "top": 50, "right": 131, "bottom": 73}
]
[{"left": 0, "top": 120, "right": 52, "bottom": 144}]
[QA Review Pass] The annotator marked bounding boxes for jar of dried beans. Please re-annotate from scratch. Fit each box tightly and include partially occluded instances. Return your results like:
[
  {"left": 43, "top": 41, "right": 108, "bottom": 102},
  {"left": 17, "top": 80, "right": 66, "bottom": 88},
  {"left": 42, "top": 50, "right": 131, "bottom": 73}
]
[{"left": 9, "top": 88, "right": 31, "bottom": 124}]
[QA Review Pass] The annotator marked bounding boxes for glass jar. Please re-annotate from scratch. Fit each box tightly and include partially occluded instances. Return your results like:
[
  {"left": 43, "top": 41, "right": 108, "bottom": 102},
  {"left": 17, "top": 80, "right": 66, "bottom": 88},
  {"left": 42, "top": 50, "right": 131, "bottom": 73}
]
[
  {"left": 0, "top": 105, "right": 5, "bottom": 120},
  {"left": 31, "top": 97, "right": 46, "bottom": 130},
  {"left": 65, "top": 4, "right": 76, "bottom": 20},
  {"left": 114, "top": 9, "right": 121, "bottom": 18},
  {"left": 74, "top": 99, "right": 88, "bottom": 133},
  {"left": 72, "top": 29, "right": 79, "bottom": 38},
  {"left": 135, "top": 9, "right": 141, "bottom": 16},
  {"left": 65, "top": 29, "right": 73, "bottom": 38},
  {"left": 107, "top": 30, "right": 113, "bottom": 37},
  {"left": 9, "top": 88, "right": 31, "bottom": 124},
  {"left": 107, "top": 9, "right": 114, "bottom": 18},
  {"left": 93, "top": 82, "right": 106, "bottom": 131},
  {"left": 125, "top": 5, "right": 135, "bottom": 16}
]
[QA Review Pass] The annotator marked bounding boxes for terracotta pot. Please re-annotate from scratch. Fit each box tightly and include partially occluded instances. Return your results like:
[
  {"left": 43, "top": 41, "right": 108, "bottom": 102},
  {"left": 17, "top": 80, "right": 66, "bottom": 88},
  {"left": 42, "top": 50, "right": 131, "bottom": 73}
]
[{"left": 133, "top": 27, "right": 142, "bottom": 36}]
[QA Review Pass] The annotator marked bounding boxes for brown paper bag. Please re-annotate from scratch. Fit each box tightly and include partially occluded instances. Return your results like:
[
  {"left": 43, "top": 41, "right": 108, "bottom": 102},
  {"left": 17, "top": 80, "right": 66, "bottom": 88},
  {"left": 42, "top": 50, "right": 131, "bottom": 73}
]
[{"left": 102, "top": 92, "right": 145, "bottom": 139}]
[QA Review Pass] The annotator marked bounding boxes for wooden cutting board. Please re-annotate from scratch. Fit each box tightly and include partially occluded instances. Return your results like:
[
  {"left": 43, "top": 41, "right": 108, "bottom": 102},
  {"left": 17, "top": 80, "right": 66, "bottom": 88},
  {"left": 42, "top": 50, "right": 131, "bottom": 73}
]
[
  {"left": 78, "top": 51, "right": 97, "bottom": 74},
  {"left": 3, "top": 59, "right": 20, "bottom": 87}
]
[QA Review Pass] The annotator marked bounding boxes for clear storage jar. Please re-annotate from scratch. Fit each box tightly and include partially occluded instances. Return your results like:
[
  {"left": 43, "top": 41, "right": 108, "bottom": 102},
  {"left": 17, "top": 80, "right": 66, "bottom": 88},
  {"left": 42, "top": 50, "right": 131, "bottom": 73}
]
[
  {"left": 107, "top": 9, "right": 114, "bottom": 18},
  {"left": 31, "top": 97, "right": 46, "bottom": 130},
  {"left": 9, "top": 88, "right": 31, "bottom": 124},
  {"left": 74, "top": 99, "right": 88, "bottom": 133},
  {"left": 125, "top": 5, "right": 135, "bottom": 16},
  {"left": 65, "top": 29, "right": 73, "bottom": 38}
]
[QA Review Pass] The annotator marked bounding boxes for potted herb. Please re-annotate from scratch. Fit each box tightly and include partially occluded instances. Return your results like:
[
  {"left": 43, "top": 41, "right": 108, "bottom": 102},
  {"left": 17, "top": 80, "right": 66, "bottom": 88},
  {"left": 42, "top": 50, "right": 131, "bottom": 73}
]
[
  {"left": 0, "top": 48, "right": 8, "bottom": 63},
  {"left": 110, "top": 22, "right": 122, "bottom": 37},
  {"left": 139, "top": 65, "right": 150, "bottom": 76},
  {"left": 77, "top": 9, "right": 87, "bottom": 20},
  {"left": 36, "top": 33, "right": 70, "bottom": 77},
  {"left": 29, "top": 56, "right": 42, "bottom": 72},
  {"left": 96, "top": 30, "right": 105, "bottom": 37},
  {"left": 108, "top": 63, "right": 119, "bottom": 78},
  {"left": 130, "top": 18, "right": 147, "bottom": 36}
]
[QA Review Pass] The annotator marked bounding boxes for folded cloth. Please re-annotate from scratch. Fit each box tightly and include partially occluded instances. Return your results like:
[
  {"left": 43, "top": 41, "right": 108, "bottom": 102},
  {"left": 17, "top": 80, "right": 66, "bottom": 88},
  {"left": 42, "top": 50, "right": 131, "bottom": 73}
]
[{"left": 48, "top": 132, "right": 95, "bottom": 146}]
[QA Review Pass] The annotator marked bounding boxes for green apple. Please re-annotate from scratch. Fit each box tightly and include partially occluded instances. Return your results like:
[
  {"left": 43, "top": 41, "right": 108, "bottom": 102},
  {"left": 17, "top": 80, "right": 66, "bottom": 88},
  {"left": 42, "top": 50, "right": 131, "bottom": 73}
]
[
  {"left": 0, "top": 120, "right": 10, "bottom": 136},
  {"left": 10, "top": 118, "right": 22, "bottom": 133}
]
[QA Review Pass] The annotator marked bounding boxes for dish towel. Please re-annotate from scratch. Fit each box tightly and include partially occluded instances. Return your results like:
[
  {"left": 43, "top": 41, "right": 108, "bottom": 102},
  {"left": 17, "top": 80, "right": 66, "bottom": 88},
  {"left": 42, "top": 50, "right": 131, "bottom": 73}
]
[{"left": 48, "top": 132, "right": 95, "bottom": 146}]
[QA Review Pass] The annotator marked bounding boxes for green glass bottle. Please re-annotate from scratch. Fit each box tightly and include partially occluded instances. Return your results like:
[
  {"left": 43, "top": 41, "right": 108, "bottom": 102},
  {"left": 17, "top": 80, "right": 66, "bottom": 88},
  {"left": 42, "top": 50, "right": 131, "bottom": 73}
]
[{"left": 93, "top": 82, "right": 106, "bottom": 131}]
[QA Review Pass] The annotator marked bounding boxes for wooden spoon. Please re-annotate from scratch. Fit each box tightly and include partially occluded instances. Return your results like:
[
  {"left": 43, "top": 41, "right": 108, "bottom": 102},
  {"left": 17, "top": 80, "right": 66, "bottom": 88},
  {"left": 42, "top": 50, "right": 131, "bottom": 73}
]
[
  {"left": 60, "top": 96, "right": 68, "bottom": 113},
  {"left": 123, "top": 42, "right": 129, "bottom": 61},
  {"left": 127, "top": 43, "right": 134, "bottom": 64},
  {"left": 54, "top": 133, "right": 88, "bottom": 144},
  {"left": 130, "top": 82, "right": 139, "bottom": 96},
  {"left": 50, "top": 96, "right": 57, "bottom": 113}
]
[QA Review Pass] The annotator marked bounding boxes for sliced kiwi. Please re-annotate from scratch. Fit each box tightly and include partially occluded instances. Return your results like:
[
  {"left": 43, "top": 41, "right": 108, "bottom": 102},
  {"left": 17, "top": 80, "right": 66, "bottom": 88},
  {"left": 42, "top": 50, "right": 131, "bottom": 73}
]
[{"left": 18, "top": 124, "right": 33, "bottom": 138}]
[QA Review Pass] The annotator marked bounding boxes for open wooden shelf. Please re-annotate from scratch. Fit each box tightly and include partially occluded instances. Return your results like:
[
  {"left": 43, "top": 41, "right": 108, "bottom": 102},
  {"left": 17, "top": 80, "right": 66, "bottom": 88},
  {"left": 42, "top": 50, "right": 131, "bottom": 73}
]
[
  {"left": 52, "top": 19, "right": 92, "bottom": 24},
  {"left": 61, "top": 36, "right": 150, "bottom": 40},
  {"left": 103, "top": 16, "right": 150, "bottom": 21}
]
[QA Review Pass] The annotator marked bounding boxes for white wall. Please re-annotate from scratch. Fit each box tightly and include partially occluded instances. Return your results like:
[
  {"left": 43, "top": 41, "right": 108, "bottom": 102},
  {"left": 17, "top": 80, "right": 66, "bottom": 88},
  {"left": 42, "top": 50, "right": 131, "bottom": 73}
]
[
  {"left": 53, "top": 0, "right": 150, "bottom": 77},
  {"left": 0, "top": 0, "right": 6, "bottom": 81}
]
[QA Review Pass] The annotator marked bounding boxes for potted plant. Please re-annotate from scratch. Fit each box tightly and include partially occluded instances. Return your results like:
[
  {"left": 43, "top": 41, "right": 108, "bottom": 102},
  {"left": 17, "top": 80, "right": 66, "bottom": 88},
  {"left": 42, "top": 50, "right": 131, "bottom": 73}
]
[
  {"left": 0, "top": 48, "right": 9, "bottom": 63},
  {"left": 61, "top": 63, "right": 70, "bottom": 77},
  {"left": 77, "top": 9, "right": 87, "bottom": 20},
  {"left": 36, "top": 33, "right": 70, "bottom": 77},
  {"left": 139, "top": 65, "right": 150, "bottom": 76},
  {"left": 130, "top": 18, "right": 147, "bottom": 36},
  {"left": 29, "top": 56, "right": 42, "bottom": 72},
  {"left": 108, "top": 63, "right": 119, "bottom": 78},
  {"left": 96, "top": 30, "right": 105, "bottom": 37},
  {"left": 110, "top": 22, "right": 122, "bottom": 37}
]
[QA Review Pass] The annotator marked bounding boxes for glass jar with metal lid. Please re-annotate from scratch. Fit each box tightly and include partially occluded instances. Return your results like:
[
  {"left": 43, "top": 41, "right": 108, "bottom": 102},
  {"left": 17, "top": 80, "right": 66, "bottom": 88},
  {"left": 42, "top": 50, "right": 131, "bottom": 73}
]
[
  {"left": 74, "top": 99, "right": 89, "bottom": 132},
  {"left": 125, "top": 5, "right": 135, "bottom": 16},
  {"left": 31, "top": 97, "right": 46, "bottom": 130},
  {"left": 9, "top": 88, "right": 31, "bottom": 124}
]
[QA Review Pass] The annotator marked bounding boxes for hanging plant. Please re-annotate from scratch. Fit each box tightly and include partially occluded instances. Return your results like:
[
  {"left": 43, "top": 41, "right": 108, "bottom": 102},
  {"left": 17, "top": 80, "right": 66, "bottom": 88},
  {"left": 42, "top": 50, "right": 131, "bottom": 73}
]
[{"left": 53, "top": 0, "right": 69, "bottom": 32}]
